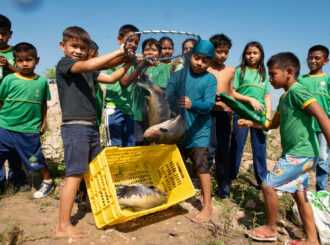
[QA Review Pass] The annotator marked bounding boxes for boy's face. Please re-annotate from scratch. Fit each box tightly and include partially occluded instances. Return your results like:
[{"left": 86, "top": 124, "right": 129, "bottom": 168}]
[
  {"left": 183, "top": 41, "right": 194, "bottom": 54},
  {"left": 160, "top": 40, "right": 174, "bottom": 58},
  {"left": 307, "top": 50, "right": 329, "bottom": 73},
  {"left": 14, "top": 52, "right": 39, "bottom": 76},
  {"left": 60, "top": 38, "right": 89, "bottom": 61},
  {"left": 0, "top": 28, "right": 12, "bottom": 49},
  {"left": 190, "top": 54, "right": 211, "bottom": 74},
  {"left": 213, "top": 45, "right": 230, "bottom": 65},
  {"left": 143, "top": 43, "right": 159, "bottom": 59},
  {"left": 118, "top": 32, "right": 139, "bottom": 53},
  {"left": 268, "top": 64, "right": 288, "bottom": 89}
]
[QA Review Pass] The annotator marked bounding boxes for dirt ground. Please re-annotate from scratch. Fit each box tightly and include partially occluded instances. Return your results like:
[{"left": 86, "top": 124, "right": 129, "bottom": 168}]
[
  {"left": 0, "top": 85, "right": 327, "bottom": 245},
  {"left": 0, "top": 154, "right": 324, "bottom": 245}
]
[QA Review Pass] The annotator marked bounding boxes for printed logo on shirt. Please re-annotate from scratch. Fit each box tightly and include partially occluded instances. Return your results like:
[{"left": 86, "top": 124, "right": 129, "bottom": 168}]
[
  {"left": 34, "top": 89, "right": 40, "bottom": 98},
  {"left": 8, "top": 59, "right": 14, "bottom": 65},
  {"left": 319, "top": 81, "right": 326, "bottom": 91}
]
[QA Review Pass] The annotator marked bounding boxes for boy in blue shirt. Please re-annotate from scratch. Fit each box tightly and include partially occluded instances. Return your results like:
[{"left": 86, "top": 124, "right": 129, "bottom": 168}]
[
  {"left": 239, "top": 52, "right": 330, "bottom": 244},
  {"left": 55, "top": 26, "right": 131, "bottom": 238},
  {"left": 165, "top": 40, "right": 217, "bottom": 223},
  {"left": 298, "top": 45, "right": 329, "bottom": 192}
]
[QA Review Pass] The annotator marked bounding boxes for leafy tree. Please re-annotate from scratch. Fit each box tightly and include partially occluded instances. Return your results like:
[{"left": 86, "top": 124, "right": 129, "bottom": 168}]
[{"left": 43, "top": 66, "right": 56, "bottom": 81}]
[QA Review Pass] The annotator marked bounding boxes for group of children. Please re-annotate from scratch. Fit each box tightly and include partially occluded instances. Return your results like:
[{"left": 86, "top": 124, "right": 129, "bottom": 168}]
[{"left": 0, "top": 13, "right": 329, "bottom": 244}]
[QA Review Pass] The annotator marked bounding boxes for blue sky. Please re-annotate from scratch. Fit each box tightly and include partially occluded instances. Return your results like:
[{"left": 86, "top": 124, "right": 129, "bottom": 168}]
[{"left": 2, "top": 0, "right": 330, "bottom": 107}]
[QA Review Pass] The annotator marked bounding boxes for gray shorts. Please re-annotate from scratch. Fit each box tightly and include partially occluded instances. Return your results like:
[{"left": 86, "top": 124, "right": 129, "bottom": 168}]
[{"left": 179, "top": 147, "right": 209, "bottom": 174}]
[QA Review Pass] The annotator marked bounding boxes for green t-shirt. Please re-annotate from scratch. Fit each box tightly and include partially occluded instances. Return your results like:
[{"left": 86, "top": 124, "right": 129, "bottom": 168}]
[
  {"left": 276, "top": 82, "right": 319, "bottom": 157},
  {"left": 105, "top": 65, "right": 134, "bottom": 115},
  {"left": 94, "top": 82, "right": 103, "bottom": 127},
  {"left": 132, "top": 64, "right": 171, "bottom": 121},
  {"left": 0, "top": 46, "right": 16, "bottom": 82},
  {"left": 233, "top": 66, "right": 270, "bottom": 109},
  {"left": 298, "top": 73, "right": 330, "bottom": 132},
  {"left": 0, "top": 73, "right": 51, "bottom": 133}
]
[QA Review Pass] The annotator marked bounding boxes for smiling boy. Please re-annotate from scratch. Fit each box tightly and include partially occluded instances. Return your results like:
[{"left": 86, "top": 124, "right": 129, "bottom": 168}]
[
  {"left": 55, "top": 26, "right": 131, "bottom": 238},
  {"left": 298, "top": 45, "right": 329, "bottom": 192},
  {"left": 165, "top": 40, "right": 217, "bottom": 223}
]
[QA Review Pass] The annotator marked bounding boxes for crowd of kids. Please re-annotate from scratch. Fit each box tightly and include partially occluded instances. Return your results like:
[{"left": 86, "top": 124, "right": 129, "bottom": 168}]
[{"left": 0, "top": 13, "right": 329, "bottom": 244}]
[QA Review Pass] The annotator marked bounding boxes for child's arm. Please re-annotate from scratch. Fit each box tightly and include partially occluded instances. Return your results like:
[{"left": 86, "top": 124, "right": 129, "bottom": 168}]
[
  {"left": 238, "top": 112, "right": 280, "bottom": 130},
  {"left": 232, "top": 89, "right": 265, "bottom": 112},
  {"left": 264, "top": 93, "right": 272, "bottom": 119},
  {"left": 70, "top": 45, "right": 125, "bottom": 74},
  {"left": 0, "top": 55, "right": 18, "bottom": 73},
  {"left": 40, "top": 101, "right": 47, "bottom": 134},
  {"left": 119, "top": 57, "right": 157, "bottom": 88},
  {"left": 96, "top": 63, "right": 131, "bottom": 84},
  {"left": 305, "top": 102, "right": 330, "bottom": 146},
  {"left": 0, "top": 101, "right": 3, "bottom": 109}
]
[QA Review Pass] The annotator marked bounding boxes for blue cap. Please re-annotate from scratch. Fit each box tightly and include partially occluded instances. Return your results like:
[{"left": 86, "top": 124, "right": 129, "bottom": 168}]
[{"left": 193, "top": 40, "right": 215, "bottom": 59}]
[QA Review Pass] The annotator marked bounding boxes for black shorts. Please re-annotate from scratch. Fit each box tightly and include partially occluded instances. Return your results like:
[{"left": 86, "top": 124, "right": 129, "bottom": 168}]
[{"left": 179, "top": 147, "right": 209, "bottom": 174}]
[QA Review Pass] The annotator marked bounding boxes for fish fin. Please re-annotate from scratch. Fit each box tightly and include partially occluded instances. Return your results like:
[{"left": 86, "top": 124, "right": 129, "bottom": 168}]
[{"left": 160, "top": 128, "right": 168, "bottom": 133}]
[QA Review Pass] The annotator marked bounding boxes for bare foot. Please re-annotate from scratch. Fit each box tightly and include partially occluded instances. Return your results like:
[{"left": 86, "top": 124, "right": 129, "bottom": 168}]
[
  {"left": 193, "top": 205, "right": 212, "bottom": 223},
  {"left": 55, "top": 224, "right": 90, "bottom": 238}
]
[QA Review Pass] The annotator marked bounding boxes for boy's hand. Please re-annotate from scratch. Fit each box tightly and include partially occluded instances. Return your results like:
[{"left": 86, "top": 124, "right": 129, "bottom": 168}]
[
  {"left": 249, "top": 97, "right": 264, "bottom": 112},
  {"left": 178, "top": 96, "right": 192, "bottom": 109},
  {"left": 0, "top": 55, "right": 8, "bottom": 67},
  {"left": 40, "top": 123, "right": 46, "bottom": 135},
  {"left": 237, "top": 119, "right": 253, "bottom": 128},
  {"left": 118, "top": 43, "right": 125, "bottom": 55}
]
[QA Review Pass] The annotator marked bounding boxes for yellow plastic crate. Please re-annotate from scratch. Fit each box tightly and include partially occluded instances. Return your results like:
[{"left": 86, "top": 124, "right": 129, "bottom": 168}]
[{"left": 84, "top": 144, "right": 195, "bottom": 229}]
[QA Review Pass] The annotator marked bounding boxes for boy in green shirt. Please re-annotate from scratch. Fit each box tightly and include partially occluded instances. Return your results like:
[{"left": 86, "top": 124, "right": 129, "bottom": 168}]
[
  {"left": 239, "top": 52, "right": 330, "bottom": 245},
  {"left": 104, "top": 24, "right": 139, "bottom": 147},
  {"left": 0, "top": 42, "right": 54, "bottom": 199},
  {"left": 298, "top": 45, "right": 329, "bottom": 191},
  {"left": 0, "top": 14, "right": 28, "bottom": 193}
]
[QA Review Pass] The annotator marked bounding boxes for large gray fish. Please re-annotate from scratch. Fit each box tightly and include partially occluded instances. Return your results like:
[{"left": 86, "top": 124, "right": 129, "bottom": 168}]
[
  {"left": 136, "top": 79, "right": 170, "bottom": 126},
  {"left": 116, "top": 184, "right": 168, "bottom": 211},
  {"left": 143, "top": 114, "right": 185, "bottom": 145}
]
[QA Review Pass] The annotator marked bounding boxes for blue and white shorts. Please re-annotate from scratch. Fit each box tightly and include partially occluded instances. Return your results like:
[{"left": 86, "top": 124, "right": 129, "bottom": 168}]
[
  {"left": 264, "top": 154, "right": 318, "bottom": 193},
  {"left": 0, "top": 127, "right": 47, "bottom": 172}
]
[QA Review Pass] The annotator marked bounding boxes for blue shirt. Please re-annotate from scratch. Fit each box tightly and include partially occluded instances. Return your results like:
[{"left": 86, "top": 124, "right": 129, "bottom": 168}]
[{"left": 165, "top": 65, "right": 217, "bottom": 148}]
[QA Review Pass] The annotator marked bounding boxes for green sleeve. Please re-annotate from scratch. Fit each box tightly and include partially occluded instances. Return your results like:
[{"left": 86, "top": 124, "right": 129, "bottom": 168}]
[
  {"left": 233, "top": 67, "right": 241, "bottom": 89},
  {"left": 45, "top": 82, "right": 51, "bottom": 101},
  {"left": 291, "top": 84, "right": 316, "bottom": 109},
  {"left": 0, "top": 76, "right": 9, "bottom": 100}
]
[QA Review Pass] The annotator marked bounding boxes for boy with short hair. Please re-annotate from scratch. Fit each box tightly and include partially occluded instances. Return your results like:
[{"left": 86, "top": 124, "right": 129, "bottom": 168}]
[
  {"left": 239, "top": 52, "right": 330, "bottom": 244},
  {"left": 104, "top": 24, "right": 139, "bottom": 147},
  {"left": 165, "top": 40, "right": 217, "bottom": 223},
  {"left": 298, "top": 45, "right": 329, "bottom": 192},
  {"left": 55, "top": 26, "right": 131, "bottom": 238},
  {"left": 0, "top": 14, "right": 28, "bottom": 194},
  {"left": 207, "top": 33, "right": 235, "bottom": 199},
  {"left": 0, "top": 42, "right": 54, "bottom": 198}
]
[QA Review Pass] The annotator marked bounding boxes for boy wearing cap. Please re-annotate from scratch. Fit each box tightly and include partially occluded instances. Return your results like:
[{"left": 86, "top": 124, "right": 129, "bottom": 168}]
[{"left": 165, "top": 40, "right": 217, "bottom": 223}]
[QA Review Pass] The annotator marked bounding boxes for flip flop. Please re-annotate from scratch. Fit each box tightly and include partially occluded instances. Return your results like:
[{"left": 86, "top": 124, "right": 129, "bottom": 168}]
[
  {"left": 250, "top": 227, "right": 277, "bottom": 241},
  {"left": 284, "top": 240, "right": 302, "bottom": 245}
]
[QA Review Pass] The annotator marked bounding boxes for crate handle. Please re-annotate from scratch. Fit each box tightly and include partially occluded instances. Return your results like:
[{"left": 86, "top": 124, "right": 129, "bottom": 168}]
[{"left": 176, "top": 162, "right": 184, "bottom": 179}]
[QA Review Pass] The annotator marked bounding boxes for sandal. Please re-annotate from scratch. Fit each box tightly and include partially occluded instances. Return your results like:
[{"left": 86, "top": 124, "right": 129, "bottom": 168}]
[
  {"left": 250, "top": 227, "right": 277, "bottom": 241},
  {"left": 284, "top": 240, "right": 302, "bottom": 245}
]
